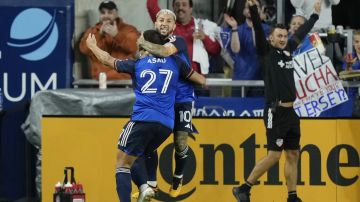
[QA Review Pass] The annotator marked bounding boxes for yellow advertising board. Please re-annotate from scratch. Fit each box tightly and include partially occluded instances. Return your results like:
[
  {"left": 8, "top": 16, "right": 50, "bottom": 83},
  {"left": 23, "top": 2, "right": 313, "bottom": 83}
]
[{"left": 42, "top": 117, "right": 360, "bottom": 202}]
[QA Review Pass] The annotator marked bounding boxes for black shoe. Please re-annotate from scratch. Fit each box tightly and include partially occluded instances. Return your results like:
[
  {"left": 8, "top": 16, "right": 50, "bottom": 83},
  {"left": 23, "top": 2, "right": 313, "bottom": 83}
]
[
  {"left": 287, "top": 197, "right": 302, "bottom": 202},
  {"left": 232, "top": 186, "right": 250, "bottom": 202}
]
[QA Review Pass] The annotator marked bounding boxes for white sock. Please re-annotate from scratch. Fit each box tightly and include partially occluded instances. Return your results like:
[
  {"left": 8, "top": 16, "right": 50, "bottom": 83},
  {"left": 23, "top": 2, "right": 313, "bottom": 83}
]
[
  {"left": 147, "top": 181, "right": 157, "bottom": 187},
  {"left": 139, "top": 184, "right": 149, "bottom": 192}
]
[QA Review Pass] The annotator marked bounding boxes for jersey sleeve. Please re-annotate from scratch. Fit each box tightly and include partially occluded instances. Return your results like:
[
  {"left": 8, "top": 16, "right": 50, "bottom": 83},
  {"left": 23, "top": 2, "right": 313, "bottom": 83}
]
[
  {"left": 114, "top": 59, "right": 136, "bottom": 75},
  {"left": 167, "top": 36, "right": 187, "bottom": 53},
  {"left": 175, "top": 56, "right": 194, "bottom": 79}
]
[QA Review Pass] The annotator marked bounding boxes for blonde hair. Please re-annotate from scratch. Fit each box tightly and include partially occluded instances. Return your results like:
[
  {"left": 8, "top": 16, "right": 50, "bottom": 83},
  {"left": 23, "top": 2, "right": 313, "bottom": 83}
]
[
  {"left": 156, "top": 9, "right": 176, "bottom": 21},
  {"left": 353, "top": 29, "right": 360, "bottom": 38}
]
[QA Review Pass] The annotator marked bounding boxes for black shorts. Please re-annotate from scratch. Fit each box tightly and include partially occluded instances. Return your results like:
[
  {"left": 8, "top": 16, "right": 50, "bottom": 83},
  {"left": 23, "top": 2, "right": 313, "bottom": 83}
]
[
  {"left": 174, "top": 102, "right": 198, "bottom": 134},
  {"left": 118, "top": 121, "right": 172, "bottom": 157},
  {"left": 263, "top": 106, "right": 300, "bottom": 151}
]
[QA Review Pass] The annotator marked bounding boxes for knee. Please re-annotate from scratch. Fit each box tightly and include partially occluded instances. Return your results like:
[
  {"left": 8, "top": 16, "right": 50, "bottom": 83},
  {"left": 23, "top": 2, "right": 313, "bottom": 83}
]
[
  {"left": 174, "top": 132, "right": 188, "bottom": 152},
  {"left": 286, "top": 150, "right": 300, "bottom": 162},
  {"left": 174, "top": 141, "right": 188, "bottom": 152},
  {"left": 268, "top": 151, "right": 282, "bottom": 163},
  {"left": 116, "top": 150, "right": 134, "bottom": 168}
]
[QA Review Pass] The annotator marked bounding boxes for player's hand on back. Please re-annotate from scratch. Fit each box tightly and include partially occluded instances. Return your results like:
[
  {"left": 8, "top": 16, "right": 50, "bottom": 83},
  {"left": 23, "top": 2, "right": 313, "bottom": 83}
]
[{"left": 137, "top": 32, "right": 145, "bottom": 48}]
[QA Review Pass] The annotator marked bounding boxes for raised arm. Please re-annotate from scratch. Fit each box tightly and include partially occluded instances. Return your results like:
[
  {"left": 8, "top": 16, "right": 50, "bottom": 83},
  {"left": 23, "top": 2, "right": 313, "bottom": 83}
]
[
  {"left": 249, "top": 0, "right": 269, "bottom": 56},
  {"left": 147, "top": 0, "right": 161, "bottom": 23},
  {"left": 79, "top": 27, "right": 97, "bottom": 56},
  {"left": 328, "top": 0, "right": 340, "bottom": 5},
  {"left": 290, "top": 0, "right": 305, "bottom": 9},
  {"left": 224, "top": 14, "right": 240, "bottom": 53},
  {"left": 86, "top": 33, "right": 116, "bottom": 69},
  {"left": 288, "top": 1, "right": 320, "bottom": 52}
]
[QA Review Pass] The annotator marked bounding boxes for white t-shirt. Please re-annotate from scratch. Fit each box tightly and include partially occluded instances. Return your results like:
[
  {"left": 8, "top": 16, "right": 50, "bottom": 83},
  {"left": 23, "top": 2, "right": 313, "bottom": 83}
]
[{"left": 290, "top": 0, "right": 340, "bottom": 31}]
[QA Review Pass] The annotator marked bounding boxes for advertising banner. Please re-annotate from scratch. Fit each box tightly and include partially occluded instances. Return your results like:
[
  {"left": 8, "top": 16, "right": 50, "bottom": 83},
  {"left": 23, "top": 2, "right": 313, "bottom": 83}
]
[
  {"left": 194, "top": 97, "right": 265, "bottom": 117},
  {"left": 194, "top": 96, "right": 353, "bottom": 117},
  {"left": 42, "top": 117, "right": 360, "bottom": 202},
  {"left": 0, "top": 0, "right": 74, "bottom": 110}
]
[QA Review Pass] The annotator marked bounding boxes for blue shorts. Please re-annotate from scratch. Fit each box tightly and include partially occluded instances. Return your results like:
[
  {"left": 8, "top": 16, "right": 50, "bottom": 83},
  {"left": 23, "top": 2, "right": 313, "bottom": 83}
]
[
  {"left": 174, "top": 102, "right": 198, "bottom": 134},
  {"left": 118, "top": 121, "right": 172, "bottom": 157}
]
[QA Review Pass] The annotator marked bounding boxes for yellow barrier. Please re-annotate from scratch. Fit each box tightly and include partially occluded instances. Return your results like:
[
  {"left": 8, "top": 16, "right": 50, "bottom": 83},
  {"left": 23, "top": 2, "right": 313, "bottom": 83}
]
[{"left": 42, "top": 117, "right": 360, "bottom": 202}]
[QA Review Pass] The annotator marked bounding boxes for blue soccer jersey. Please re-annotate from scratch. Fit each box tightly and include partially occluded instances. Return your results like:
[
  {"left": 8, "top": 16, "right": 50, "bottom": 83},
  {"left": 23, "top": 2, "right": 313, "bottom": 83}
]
[
  {"left": 115, "top": 56, "right": 193, "bottom": 129},
  {"left": 168, "top": 35, "right": 195, "bottom": 103}
]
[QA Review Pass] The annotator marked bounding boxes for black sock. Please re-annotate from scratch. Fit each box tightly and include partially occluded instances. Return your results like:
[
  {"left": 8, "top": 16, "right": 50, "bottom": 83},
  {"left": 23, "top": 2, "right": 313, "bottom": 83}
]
[
  {"left": 145, "top": 151, "right": 158, "bottom": 182},
  {"left": 288, "top": 191, "right": 297, "bottom": 200},
  {"left": 115, "top": 167, "right": 132, "bottom": 202},
  {"left": 172, "top": 176, "right": 182, "bottom": 190},
  {"left": 239, "top": 181, "right": 253, "bottom": 192},
  {"left": 130, "top": 158, "right": 148, "bottom": 188},
  {"left": 174, "top": 146, "right": 189, "bottom": 176}
]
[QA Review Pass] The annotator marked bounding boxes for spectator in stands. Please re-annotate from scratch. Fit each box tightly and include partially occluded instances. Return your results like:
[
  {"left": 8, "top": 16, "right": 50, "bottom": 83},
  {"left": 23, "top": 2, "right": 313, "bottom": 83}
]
[
  {"left": 343, "top": 30, "right": 360, "bottom": 102},
  {"left": 146, "top": 0, "right": 221, "bottom": 75},
  {"left": 288, "top": 15, "right": 306, "bottom": 36},
  {"left": 291, "top": 0, "right": 340, "bottom": 32},
  {"left": 223, "top": 0, "right": 269, "bottom": 96},
  {"left": 79, "top": 0, "right": 139, "bottom": 80},
  {"left": 288, "top": 14, "right": 315, "bottom": 55}
]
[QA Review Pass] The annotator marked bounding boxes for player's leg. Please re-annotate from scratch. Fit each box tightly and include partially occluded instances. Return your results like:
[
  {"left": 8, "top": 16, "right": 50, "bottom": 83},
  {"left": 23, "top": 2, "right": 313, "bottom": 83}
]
[
  {"left": 137, "top": 122, "right": 172, "bottom": 202},
  {"left": 171, "top": 131, "right": 189, "bottom": 195},
  {"left": 117, "top": 121, "right": 156, "bottom": 202},
  {"left": 132, "top": 151, "right": 159, "bottom": 199},
  {"left": 116, "top": 150, "right": 137, "bottom": 202},
  {"left": 170, "top": 102, "right": 194, "bottom": 197},
  {"left": 131, "top": 157, "right": 150, "bottom": 194},
  {"left": 145, "top": 151, "right": 159, "bottom": 189},
  {"left": 285, "top": 149, "right": 300, "bottom": 202},
  {"left": 284, "top": 112, "right": 301, "bottom": 202},
  {"left": 233, "top": 107, "right": 284, "bottom": 202}
]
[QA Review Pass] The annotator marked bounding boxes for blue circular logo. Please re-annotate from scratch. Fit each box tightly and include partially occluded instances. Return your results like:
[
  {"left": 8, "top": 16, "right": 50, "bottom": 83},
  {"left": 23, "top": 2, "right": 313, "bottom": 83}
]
[{"left": 7, "top": 8, "right": 59, "bottom": 61}]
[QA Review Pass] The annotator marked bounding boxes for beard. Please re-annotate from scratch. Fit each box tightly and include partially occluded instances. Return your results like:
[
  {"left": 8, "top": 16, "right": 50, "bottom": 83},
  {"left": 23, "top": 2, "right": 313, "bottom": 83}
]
[{"left": 156, "top": 27, "right": 171, "bottom": 36}]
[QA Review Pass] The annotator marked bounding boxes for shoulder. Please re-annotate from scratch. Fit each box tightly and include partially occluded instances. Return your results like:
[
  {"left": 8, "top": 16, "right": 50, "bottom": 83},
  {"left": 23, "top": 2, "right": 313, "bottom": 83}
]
[
  {"left": 117, "top": 18, "right": 138, "bottom": 33},
  {"left": 262, "top": 23, "right": 270, "bottom": 32},
  {"left": 262, "top": 23, "right": 270, "bottom": 29},
  {"left": 84, "top": 23, "right": 101, "bottom": 34}
]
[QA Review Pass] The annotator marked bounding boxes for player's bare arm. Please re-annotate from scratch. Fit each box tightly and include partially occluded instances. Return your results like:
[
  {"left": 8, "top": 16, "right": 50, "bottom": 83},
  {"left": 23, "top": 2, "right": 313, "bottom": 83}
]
[
  {"left": 137, "top": 33, "right": 177, "bottom": 57},
  {"left": 188, "top": 71, "right": 206, "bottom": 86},
  {"left": 86, "top": 33, "right": 116, "bottom": 68}
]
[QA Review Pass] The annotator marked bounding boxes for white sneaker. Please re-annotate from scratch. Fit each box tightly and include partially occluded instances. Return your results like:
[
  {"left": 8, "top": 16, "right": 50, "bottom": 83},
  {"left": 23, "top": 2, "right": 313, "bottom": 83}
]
[{"left": 137, "top": 187, "right": 155, "bottom": 202}]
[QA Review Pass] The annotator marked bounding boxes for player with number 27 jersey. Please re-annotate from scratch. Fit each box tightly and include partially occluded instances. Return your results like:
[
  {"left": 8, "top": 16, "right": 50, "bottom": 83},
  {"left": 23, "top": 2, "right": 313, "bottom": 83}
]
[{"left": 114, "top": 55, "right": 193, "bottom": 130}]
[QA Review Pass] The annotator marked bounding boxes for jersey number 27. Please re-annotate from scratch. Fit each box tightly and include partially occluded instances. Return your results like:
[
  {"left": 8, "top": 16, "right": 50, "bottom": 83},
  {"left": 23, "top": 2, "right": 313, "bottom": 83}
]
[{"left": 140, "top": 69, "right": 173, "bottom": 94}]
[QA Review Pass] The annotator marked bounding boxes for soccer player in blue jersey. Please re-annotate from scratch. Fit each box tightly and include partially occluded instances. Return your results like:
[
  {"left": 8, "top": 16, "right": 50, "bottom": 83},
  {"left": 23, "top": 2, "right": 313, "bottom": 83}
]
[
  {"left": 86, "top": 29, "right": 205, "bottom": 202},
  {"left": 137, "top": 9, "right": 200, "bottom": 197}
]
